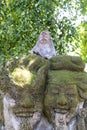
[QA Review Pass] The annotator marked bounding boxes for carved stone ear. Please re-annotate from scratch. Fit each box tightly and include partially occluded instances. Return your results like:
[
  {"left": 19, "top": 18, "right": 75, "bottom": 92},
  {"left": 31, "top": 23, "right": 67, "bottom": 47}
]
[
  {"left": 77, "top": 85, "right": 87, "bottom": 100},
  {"left": 75, "top": 72, "right": 87, "bottom": 100}
]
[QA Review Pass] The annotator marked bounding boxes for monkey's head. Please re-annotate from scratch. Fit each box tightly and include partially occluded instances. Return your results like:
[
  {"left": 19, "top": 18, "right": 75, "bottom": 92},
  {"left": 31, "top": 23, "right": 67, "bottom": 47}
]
[
  {"left": 31, "top": 30, "right": 56, "bottom": 59},
  {"left": 39, "top": 31, "right": 51, "bottom": 43}
]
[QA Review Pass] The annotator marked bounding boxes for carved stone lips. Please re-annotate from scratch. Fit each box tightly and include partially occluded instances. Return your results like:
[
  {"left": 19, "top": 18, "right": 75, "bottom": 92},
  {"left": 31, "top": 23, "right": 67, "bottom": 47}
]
[
  {"left": 54, "top": 106, "right": 70, "bottom": 113},
  {"left": 54, "top": 109, "right": 69, "bottom": 114},
  {"left": 15, "top": 113, "right": 33, "bottom": 117},
  {"left": 13, "top": 107, "right": 36, "bottom": 117}
]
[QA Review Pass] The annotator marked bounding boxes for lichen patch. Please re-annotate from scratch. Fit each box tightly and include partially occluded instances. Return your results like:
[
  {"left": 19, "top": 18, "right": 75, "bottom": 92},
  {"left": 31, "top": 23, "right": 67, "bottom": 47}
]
[{"left": 11, "top": 67, "right": 35, "bottom": 87}]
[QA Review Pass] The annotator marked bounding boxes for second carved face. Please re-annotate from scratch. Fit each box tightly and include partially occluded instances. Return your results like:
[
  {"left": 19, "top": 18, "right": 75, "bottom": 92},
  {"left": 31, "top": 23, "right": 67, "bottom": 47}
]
[{"left": 44, "top": 70, "right": 79, "bottom": 124}]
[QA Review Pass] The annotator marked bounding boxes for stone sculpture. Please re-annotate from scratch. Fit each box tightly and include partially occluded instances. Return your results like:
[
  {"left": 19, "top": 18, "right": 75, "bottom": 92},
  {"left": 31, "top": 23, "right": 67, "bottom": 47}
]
[
  {"left": 44, "top": 70, "right": 87, "bottom": 130},
  {"left": 0, "top": 54, "right": 87, "bottom": 130},
  {"left": 0, "top": 55, "right": 49, "bottom": 130},
  {"left": 0, "top": 31, "right": 87, "bottom": 130}
]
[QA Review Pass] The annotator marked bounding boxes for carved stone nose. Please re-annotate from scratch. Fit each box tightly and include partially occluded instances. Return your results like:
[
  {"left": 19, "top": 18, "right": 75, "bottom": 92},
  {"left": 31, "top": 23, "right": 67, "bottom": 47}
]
[
  {"left": 56, "top": 93, "right": 67, "bottom": 105},
  {"left": 20, "top": 95, "right": 34, "bottom": 108}
]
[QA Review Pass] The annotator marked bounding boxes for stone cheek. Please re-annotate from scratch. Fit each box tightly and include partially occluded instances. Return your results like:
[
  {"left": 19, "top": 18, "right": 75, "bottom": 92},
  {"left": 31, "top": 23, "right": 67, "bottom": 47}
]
[{"left": 75, "top": 73, "right": 87, "bottom": 100}]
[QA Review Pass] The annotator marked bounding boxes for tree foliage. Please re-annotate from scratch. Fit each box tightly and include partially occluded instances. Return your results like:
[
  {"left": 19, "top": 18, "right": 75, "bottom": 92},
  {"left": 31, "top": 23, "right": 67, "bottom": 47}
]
[
  {"left": 79, "top": 0, "right": 87, "bottom": 15},
  {"left": 0, "top": 0, "right": 87, "bottom": 62},
  {"left": 78, "top": 21, "right": 87, "bottom": 62},
  {"left": 0, "top": 0, "right": 56, "bottom": 60}
]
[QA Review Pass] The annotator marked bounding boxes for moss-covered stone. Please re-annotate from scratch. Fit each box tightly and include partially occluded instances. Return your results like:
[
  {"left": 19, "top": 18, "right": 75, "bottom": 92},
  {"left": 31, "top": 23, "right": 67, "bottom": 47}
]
[
  {"left": 50, "top": 55, "right": 85, "bottom": 71},
  {"left": 0, "top": 95, "right": 4, "bottom": 128},
  {"left": 11, "top": 67, "right": 36, "bottom": 87},
  {"left": 74, "top": 72, "right": 87, "bottom": 100},
  {"left": 44, "top": 70, "right": 87, "bottom": 125},
  {"left": 0, "top": 54, "right": 50, "bottom": 129},
  {"left": 44, "top": 70, "right": 79, "bottom": 123},
  {"left": 0, "top": 54, "right": 87, "bottom": 130}
]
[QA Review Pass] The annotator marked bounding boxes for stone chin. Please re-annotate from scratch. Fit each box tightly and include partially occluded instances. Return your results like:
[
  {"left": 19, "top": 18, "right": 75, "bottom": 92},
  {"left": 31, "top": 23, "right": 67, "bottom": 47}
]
[
  {"left": 44, "top": 105, "right": 77, "bottom": 124},
  {"left": 3, "top": 94, "right": 41, "bottom": 130},
  {"left": 44, "top": 102, "right": 85, "bottom": 130}
]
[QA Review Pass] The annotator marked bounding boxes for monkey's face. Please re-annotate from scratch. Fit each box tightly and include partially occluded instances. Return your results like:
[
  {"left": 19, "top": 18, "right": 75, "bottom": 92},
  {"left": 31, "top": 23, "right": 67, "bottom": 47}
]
[
  {"left": 31, "top": 30, "right": 56, "bottom": 59},
  {"left": 39, "top": 31, "right": 51, "bottom": 42}
]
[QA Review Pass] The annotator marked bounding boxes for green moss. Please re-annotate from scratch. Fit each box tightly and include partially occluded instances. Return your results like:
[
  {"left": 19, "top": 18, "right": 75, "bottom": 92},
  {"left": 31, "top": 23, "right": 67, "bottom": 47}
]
[
  {"left": 73, "top": 72, "right": 87, "bottom": 99},
  {"left": 11, "top": 67, "right": 36, "bottom": 87},
  {"left": 50, "top": 55, "right": 85, "bottom": 71},
  {"left": 0, "top": 54, "right": 50, "bottom": 116},
  {"left": 1, "top": 54, "right": 87, "bottom": 126},
  {"left": 47, "top": 70, "right": 75, "bottom": 86},
  {"left": 44, "top": 70, "right": 80, "bottom": 122},
  {"left": 4, "top": 54, "right": 49, "bottom": 73}
]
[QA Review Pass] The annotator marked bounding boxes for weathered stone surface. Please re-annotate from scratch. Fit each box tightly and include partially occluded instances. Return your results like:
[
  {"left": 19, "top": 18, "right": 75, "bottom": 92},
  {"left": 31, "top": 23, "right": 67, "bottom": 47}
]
[
  {"left": 83, "top": 100, "right": 87, "bottom": 129},
  {"left": 0, "top": 95, "right": 4, "bottom": 130},
  {"left": 35, "top": 117, "right": 53, "bottom": 130},
  {"left": 44, "top": 70, "right": 79, "bottom": 120},
  {"left": 44, "top": 70, "right": 87, "bottom": 129},
  {"left": 50, "top": 55, "right": 85, "bottom": 71},
  {"left": 76, "top": 108, "right": 87, "bottom": 130},
  {"left": 0, "top": 54, "right": 87, "bottom": 130},
  {"left": 0, "top": 54, "right": 49, "bottom": 130}
]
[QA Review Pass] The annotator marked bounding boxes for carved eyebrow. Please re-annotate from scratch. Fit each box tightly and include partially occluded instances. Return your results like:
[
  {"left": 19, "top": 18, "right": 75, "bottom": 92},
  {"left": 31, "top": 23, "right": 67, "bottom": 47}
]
[
  {"left": 51, "top": 89, "right": 59, "bottom": 94},
  {"left": 47, "top": 82, "right": 60, "bottom": 85},
  {"left": 65, "top": 89, "right": 76, "bottom": 94},
  {"left": 47, "top": 86, "right": 60, "bottom": 93}
]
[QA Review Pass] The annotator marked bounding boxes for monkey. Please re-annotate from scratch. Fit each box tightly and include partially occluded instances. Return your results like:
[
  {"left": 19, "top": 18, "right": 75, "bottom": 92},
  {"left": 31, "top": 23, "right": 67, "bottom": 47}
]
[{"left": 31, "top": 31, "right": 56, "bottom": 59}]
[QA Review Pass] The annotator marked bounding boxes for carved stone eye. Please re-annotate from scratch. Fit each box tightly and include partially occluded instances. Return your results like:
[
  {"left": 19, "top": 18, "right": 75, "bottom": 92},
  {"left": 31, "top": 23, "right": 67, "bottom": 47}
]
[
  {"left": 65, "top": 89, "right": 75, "bottom": 96},
  {"left": 51, "top": 89, "right": 59, "bottom": 95}
]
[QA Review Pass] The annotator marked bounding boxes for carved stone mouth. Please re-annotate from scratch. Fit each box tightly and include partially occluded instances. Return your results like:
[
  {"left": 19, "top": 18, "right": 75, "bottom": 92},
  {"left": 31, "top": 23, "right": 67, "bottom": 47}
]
[
  {"left": 55, "top": 104, "right": 70, "bottom": 109},
  {"left": 13, "top": 108, "right": 36, "bottom": 117},
  {"left": 15, "top": 112, "right": 33, "bottom": 117},
  {"left": 54, "top": 109, "right": 68, "bottom": 114}
]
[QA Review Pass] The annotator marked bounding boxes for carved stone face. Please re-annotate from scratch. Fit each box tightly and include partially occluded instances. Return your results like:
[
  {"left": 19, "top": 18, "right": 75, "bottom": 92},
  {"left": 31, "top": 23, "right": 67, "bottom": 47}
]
[
  {"left": 3, "top": 92, "right": 41, "bottom": 130},
  {"left": 0, "top": 55, "right": 49, "bottom": 129},
  {"left": 8, "top": 78, "right": 38, "bottom": 116},
  {"left": 44, "top": 70, "right": 79, "bottom": 123}
]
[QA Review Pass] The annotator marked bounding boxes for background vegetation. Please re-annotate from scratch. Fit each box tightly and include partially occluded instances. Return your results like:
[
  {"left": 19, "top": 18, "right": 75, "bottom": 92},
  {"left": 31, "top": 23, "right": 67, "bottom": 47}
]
[{"left": 0, "top": 0, "right": 87, "bottom": 62}]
